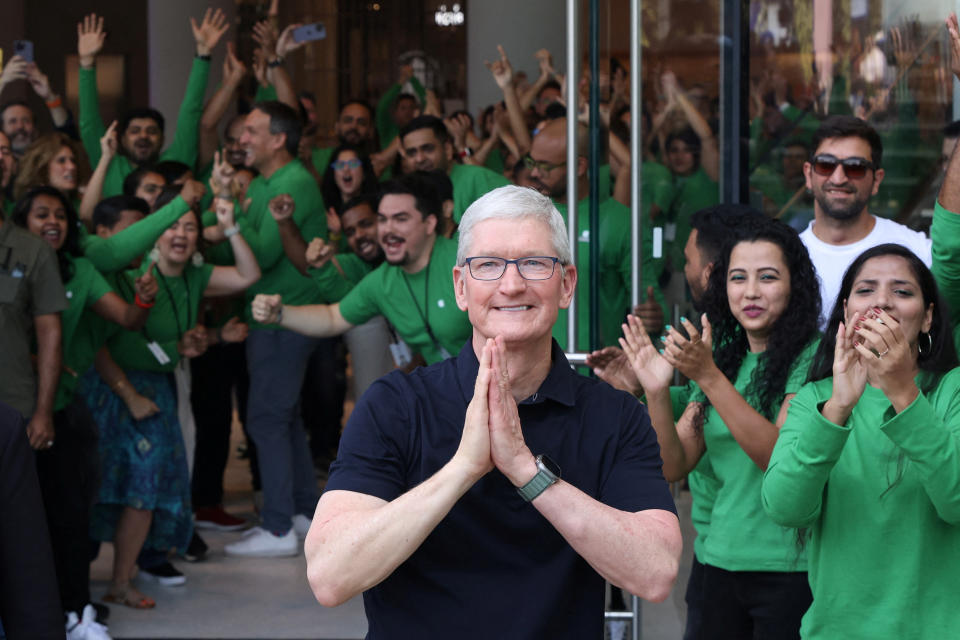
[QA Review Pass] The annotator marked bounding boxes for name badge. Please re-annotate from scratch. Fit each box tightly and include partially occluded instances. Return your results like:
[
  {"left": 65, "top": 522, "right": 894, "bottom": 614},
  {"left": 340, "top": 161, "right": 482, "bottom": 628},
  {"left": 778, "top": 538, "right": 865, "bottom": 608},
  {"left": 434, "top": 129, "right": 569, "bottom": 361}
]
[
  {"left": 389, "top": 340, "right": 413, "bottom": 368},
  {"left": 146, "top": 341, "right": 171, "bottom": 365}
]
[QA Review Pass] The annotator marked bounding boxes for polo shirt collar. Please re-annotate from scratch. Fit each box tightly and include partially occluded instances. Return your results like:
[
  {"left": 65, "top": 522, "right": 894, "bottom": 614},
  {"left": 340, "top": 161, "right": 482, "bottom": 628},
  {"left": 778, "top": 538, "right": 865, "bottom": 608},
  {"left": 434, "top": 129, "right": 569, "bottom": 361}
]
[{"left": 456, "top": 338, "right": 577, "bottom": 407}]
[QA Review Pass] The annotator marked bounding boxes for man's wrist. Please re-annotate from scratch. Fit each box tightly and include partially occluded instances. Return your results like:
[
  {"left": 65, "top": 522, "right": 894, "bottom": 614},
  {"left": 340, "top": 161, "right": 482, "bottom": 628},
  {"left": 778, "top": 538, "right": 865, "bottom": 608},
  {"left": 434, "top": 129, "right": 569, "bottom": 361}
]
[{"left": 507, "top": 452, "right": 539, "bottom": 488}]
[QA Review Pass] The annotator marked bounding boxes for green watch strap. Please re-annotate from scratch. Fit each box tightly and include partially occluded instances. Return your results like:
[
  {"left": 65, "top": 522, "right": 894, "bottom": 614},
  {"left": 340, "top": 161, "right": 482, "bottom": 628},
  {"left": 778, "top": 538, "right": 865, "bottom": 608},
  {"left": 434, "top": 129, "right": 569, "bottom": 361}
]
[{"left": 517, "top": 455, "right": 560, "bottom": 502}]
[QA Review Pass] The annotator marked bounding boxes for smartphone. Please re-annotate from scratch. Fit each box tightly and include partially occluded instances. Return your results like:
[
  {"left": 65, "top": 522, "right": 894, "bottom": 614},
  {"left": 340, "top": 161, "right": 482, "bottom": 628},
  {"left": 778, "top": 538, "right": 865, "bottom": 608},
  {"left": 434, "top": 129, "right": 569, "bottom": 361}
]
[
  {"left": 292, "top": 22, "right": 326, "bottom": 44},
  {"left": 13, "top": 40, "right": 33, "bottom": 63}
]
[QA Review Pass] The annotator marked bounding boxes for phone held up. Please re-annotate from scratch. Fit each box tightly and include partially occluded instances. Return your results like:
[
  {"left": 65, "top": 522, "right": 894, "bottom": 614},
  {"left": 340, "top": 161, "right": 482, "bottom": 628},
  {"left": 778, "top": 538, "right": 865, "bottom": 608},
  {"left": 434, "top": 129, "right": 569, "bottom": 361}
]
[
  {"left": 14, "top": 40, "right": 34, "bottom": 63},
  {"left": 292, "top": 22, "right": 326, "bottom": 44}
]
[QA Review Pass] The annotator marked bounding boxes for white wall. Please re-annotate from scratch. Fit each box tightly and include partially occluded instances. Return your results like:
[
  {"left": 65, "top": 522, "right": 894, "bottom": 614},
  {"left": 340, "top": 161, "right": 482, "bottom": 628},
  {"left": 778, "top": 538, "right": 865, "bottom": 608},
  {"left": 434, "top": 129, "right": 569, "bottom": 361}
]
[
  {"left": 466, "top": 0, "right": 568, "bottom": 118},
  {"left": 148, "top": 0, "right": 236, "bottom": 143}
]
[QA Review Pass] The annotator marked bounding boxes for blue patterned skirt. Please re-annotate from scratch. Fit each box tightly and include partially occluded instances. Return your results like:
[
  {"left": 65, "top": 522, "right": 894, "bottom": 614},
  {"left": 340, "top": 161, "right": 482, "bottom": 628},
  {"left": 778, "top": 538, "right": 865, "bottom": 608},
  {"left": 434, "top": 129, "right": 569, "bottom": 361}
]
[{"left": 82, "top": 368, "right": 193, "bottom": 554}]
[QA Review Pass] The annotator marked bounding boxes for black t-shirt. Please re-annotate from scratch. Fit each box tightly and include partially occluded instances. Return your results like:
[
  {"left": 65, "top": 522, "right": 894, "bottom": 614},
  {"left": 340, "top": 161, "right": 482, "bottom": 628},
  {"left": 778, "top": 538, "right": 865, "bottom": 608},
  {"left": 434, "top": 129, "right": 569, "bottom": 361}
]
[{"left": 325, "top": 340, "right": 676, "bottom": 639}]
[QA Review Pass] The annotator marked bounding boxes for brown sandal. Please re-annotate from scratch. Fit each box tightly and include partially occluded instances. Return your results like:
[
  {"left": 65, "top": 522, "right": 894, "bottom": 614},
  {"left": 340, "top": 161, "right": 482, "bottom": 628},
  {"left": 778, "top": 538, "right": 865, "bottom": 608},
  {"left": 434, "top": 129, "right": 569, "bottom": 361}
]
[{"left": 103, "top": 583, "right": 156, "bottom": 609}]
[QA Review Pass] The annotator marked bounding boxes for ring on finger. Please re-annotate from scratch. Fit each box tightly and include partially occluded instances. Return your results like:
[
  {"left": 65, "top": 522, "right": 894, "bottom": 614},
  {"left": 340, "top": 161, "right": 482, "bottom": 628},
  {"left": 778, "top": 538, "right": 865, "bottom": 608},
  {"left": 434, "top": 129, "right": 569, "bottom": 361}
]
[{"left": 877, "top": 348, "right": 890, "bottom": 358}]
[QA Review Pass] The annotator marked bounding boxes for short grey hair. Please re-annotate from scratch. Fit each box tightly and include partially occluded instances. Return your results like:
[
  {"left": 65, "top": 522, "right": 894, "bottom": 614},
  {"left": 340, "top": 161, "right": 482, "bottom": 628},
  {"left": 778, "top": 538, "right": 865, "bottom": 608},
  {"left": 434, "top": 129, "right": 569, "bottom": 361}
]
[{"left": 456, "top": 185, "right": 572, "bottom": 266}]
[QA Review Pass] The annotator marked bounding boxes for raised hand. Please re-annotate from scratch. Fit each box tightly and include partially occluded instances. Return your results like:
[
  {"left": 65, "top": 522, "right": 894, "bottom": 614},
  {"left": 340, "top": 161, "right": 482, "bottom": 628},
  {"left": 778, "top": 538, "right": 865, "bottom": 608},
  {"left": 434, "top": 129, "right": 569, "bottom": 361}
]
[
  {"left": 619, "top": 314, "right": 674, "bottom": 395},
  {"left": 25, "top": 63, "right": 53, "bottom": 100},
  {"left": 179, "top": 179, "right": 206, "bottom": 207},
  {"left": 632, "top": 285, "right": 665, "bottom": 336},
  {"left": 268, "top": 193, "right": 295, "bottom": 222},
  {"left": 100, "top": 120, "right": 119, "bottom": 160},
  {"left": 219, "top": 317, "right": 249, "bottom": 343},
  {"left": 77, "top": 13, "right": 106, "bottom": 68},
  {"left": 534, "top": 48, "right": 555, "bottom": 78},
  {"left": 252, "top": 21, "right": 279, "bottom": 61},
  {"left": 853, "top": 308, "right": 919, "bottom": 408},
  {"left": 325, "top": 207, "right": 342, "bottom": 234},
  {"left": 252, "top": 49, "right": 269, "bottom": 88},
  {"left": 305, "top": 237, "right": 335, "bottom": 269},
  {"left": 210, "top": 150, "right": 236, "bottom": 197},
  {"left": 191, "top": 7, "right": 229, "bottom": 57},
  {"left": 398, "top": 63, "right": 414, "bottom": 85},
  {"left": 660, "top": 314, "right": 717, "bottom": 384},
  {"left": 215, "top": 197, "right": 236, "bottom": 229},
  {"left": 485, "top": 45, "right": 514, "bottom": 90},
  {"left": 586, "top": 345, "right": 642, "bottom": 395},
  {"left": 276, "top": 23, "right": 308, "bottom": 59},
  {"left": 223, "top": 42, "right": 247, "bottom": 86},
  {"left": 134, "top": 260, "right": 158, "bottom": 304},
  {"left": 251, "top": 293, "right": 283, "bottom": 324},
  {"left": 824, "top": 314, "right": 868, "bottom": 423},
  {"left": 453, "top": 338, "right": 494, "bottom": 480},
  {"left": 486, "top": 337, "right": 535, "bottom": 486},
  {"left": 0, "top": 56, "right": 29, "bottom": 90},
  {"left": 443, "top": 113, "right": 471, "bottom": 149}
]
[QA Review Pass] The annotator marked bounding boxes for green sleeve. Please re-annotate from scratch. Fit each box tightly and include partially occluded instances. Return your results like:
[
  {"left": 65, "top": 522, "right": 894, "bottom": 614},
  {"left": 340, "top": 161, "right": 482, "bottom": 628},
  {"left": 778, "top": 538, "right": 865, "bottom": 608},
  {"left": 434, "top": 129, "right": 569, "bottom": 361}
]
[
  {"left": 375, "top": 78, "right": 422, "bottom": 150},
  {"left": 241, "top": 186, "right": 322, "bottom": 274},
  {"left": 78, "top": 66, "right": 107, "bottom": 167},
  {"left": 160, "top": 58, "right": 211, "bottom": 169},
  {"left": 308, "top": 259, "right": 355, "bottom": 304},
  {"left": 880, "top": 375, "right": 960, "bottom": 524},
  {"left": 761, "top": 381, "right": 850, "bottom": 527},
  {"left": 254, "top": 84, "right": 278, "bottom": 102},
  {"left": 931, "top": 202, "right": 960, "bottom": 330},
  {"left": 338, "top": 269, "right": 380, "bottom": 326},
  {"left": 81, "top": 196, "right": 190, "bottom": 272}
]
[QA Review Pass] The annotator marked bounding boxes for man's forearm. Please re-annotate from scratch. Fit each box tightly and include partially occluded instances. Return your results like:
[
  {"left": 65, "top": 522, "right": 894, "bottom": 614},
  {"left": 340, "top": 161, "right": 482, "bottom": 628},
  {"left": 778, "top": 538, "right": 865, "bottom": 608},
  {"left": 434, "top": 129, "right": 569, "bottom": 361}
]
[
  {"left": 306, "top": 457, "right": 480, "bottom": 607},
  {"left": 532, "top": 482, "right": 680, "bottom": 602},
  {"left": 276, "top": 218, "right": 309, "bottom": 276},
  {"left": 279, "top": 302, "right": 353, "bottom": 337}
]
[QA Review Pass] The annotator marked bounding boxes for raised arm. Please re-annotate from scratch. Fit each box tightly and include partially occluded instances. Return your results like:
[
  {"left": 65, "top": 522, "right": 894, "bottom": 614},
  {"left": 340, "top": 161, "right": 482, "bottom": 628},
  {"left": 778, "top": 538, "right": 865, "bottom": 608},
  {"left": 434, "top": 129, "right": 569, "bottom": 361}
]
[
  {"left": 663, "top": 71, "right": 718, "bottom": 182},
  {"left": 199, "top": 42, "right": 246, "bottom": 169},
  {"left": 24, "top": 63, "right": 69, "bottom": 130},
  {"left": 519, "top": 49, "right": 557, "bottom": 111},
  {"left": 77, "top": 13, "right": 108, "bottom": 164},
  {"left": 251, "top": 21, "right": 298, "bottom": 111},
  {"left": 251, "top": 294, "right": 354, "bottom": 338},
  {"left": 78, "top": 121, "right": 118, "bottom": 225},
  {"left": 203, "top": 198, "right": 261, "bottom": 296},
  {"left": 269, "top": 193, "right": 310, "bottom": 276},
  {"left": 487, "top": 46, "right": 532, "bottom": 156}
]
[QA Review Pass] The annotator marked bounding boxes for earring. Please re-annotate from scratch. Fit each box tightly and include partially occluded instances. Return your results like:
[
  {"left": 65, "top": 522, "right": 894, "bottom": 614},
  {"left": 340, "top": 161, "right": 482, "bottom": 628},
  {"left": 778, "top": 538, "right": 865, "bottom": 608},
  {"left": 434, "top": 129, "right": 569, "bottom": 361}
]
[
  {"left": 192, "top": 251, "right": 205, "bottom": 267},
  {"left": 919, "top": 332, "right": 933, "bottom": 356},
  {"left": 148, "top": 246, "right": 160, "bottom": 264}
]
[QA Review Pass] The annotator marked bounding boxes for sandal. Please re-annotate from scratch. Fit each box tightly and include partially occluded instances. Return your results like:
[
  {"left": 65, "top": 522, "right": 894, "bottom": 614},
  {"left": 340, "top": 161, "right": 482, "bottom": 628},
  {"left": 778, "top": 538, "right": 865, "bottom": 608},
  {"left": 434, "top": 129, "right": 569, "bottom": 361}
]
[{"left": 103, "top": 583, "right": 156, "bottom": 609}]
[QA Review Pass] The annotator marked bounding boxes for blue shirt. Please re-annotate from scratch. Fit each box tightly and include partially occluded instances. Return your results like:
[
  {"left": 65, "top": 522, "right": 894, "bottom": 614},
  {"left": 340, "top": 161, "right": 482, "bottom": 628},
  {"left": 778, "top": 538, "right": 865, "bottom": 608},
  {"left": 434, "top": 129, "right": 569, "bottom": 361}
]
[{"left": 325, "top": 339, "right": 676, "bottom": 639}]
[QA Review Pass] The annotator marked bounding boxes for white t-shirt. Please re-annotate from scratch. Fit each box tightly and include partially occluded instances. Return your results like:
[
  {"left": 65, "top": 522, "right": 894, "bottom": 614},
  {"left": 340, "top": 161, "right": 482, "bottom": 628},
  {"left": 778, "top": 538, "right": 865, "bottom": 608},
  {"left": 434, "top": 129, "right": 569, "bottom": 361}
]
[{"left": 800, "top": 216, "right": 932, "bottom": 327}]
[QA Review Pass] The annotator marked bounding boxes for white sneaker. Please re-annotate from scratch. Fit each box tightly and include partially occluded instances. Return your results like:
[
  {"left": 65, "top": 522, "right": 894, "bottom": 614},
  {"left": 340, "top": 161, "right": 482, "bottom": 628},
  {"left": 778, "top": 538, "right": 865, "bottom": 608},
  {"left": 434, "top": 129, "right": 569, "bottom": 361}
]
[
  {"left": 66, "top": 605, "right": 112, "bottom": 640},
  {"left": 224, "top": 526, "right": 298, "bottom": 557},
  {"left": 292, "top": 514, "right": 312, "bottom": 539}
]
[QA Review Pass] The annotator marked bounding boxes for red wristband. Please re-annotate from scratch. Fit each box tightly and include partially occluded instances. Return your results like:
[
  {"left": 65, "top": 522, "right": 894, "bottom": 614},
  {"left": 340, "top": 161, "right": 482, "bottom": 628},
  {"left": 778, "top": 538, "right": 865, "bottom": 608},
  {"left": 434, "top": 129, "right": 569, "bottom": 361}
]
[
  {"left": 135, "top": 293, "right": 155, "bottom": 309},
  {"left": 46, "top": 96, "right": 63, "bottom": 109}
]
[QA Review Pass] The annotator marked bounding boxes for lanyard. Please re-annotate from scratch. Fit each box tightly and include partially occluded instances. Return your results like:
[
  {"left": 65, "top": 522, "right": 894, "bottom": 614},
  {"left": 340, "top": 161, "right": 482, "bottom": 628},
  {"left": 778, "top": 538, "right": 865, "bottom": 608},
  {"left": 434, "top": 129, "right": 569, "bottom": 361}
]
[
  {"left": 156, "top": 270, "right": 191, "bottom": 341},
  {"left": 400, "top": 259, "right": 451, "bottom": 360}
]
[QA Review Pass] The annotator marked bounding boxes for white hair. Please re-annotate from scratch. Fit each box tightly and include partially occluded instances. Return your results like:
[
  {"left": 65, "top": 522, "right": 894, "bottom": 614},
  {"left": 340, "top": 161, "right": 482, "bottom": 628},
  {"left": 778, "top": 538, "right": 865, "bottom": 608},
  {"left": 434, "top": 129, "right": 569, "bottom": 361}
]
[{"left": 456, "top": 185, "right": 572, "bottom": 265}]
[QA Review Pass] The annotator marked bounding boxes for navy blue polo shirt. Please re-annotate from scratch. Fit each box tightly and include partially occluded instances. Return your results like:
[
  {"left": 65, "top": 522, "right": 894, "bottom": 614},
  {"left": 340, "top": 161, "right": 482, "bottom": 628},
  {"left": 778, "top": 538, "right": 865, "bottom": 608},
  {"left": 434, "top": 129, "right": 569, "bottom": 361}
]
[{"left": 325, "top": 339, "right": 676, "bottom": 639}]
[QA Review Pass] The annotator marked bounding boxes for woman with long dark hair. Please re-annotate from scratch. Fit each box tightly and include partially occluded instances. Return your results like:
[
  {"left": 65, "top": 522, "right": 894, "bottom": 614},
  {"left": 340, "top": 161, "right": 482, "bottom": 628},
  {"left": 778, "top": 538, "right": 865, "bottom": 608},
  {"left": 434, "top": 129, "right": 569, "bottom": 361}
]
[
  {"left": 762, "top": 244, "right": 960, "bottom": 638},
  {"left": 621, "top": 216, "right": 821, "bottom": 638}
]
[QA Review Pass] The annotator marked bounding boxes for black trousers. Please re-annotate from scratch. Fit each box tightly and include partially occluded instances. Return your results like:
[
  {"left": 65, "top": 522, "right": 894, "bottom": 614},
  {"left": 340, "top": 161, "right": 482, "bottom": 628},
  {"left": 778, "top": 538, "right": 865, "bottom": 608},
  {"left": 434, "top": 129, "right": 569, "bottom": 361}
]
[
  {"left": 0, "top": 401, "right": 63, "bottom": 638},
  {"left": 699, "top": 564, "right": 811, "bottom": 640},
  {"left": 190, "top": 341, "right": 255, "bottom": 506},
  {"left": 683, "top": 556, "right": 706, "bottom": 640},
  {"left": 300, "top": 337, "right": 346, "bottom": 462}
]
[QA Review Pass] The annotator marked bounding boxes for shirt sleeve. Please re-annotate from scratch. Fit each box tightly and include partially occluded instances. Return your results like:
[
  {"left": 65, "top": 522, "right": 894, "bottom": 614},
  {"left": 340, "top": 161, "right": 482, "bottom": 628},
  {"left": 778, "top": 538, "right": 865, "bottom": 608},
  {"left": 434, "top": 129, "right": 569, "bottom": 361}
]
[
  {"left": 78, "top": 66, "right": 106, "bottom": 167},
  {"left": 308, "top": 259, "right": 355, "bottom": 303},
  {"left": 376, "top": 83, "right": 402, "bottom": 148},
  {"left": 932, "top": 202, "right": 960, "bottom": 330},
  {"left": 599, "top": 392, "right": 678, "bottom": 515},
  {"left": 81, "top": 196, "right": 190, "bottom": 272},
  {"left": 325, "top": 372, "right": 413, "bottom": 501},
  {"left": 160, "top": 57, "right": 211, "bottom": 169},
  {"left": 28, "top": 245, "right": 67, "bottom": 316},
  {"left": 338, "top": 269, "right": 380, "bottom": 326},
  {"left": 761, "top": 381, "right": 849, "bottom": 528}
]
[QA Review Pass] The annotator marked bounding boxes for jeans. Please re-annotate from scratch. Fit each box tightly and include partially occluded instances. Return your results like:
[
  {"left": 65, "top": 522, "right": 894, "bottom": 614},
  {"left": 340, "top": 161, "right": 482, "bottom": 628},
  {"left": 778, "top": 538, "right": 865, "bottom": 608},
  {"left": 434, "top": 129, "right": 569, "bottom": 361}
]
[
  {"left": 700, "top": 564, "right": 811, "bottom": 640},
  {"left": 245, "top": 329, "right": 320, "bottom": 534}
]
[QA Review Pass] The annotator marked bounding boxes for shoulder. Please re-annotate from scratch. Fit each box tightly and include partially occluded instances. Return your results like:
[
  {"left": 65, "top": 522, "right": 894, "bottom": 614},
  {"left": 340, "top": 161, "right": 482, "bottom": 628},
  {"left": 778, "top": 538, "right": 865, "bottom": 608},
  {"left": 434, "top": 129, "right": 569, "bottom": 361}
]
[
  {"left": 872, "top": 216, "right": 930, "bottom": 247},
  {"left": 358, "top": 357, "right": 461, "bottom": 416}
]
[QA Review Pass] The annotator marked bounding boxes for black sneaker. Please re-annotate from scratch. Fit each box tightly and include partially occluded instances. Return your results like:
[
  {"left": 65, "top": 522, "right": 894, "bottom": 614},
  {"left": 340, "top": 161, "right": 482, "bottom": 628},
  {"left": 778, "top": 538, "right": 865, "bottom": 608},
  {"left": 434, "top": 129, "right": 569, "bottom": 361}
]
[
  {"left": 182, "top": 531, "right": 208, "bottom": 562},
  {"left": 91, "top": 602, "right": 110, "bottom": 625},
  {"left": 138, "top": 561, "right": 186, "bottom": 586}
]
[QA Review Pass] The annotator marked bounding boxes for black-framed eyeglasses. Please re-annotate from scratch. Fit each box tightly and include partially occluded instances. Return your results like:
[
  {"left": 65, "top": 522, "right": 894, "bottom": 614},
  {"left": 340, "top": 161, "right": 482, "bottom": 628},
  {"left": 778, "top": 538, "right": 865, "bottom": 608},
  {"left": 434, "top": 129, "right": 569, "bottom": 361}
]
[
  {"left": 464, "top": 256, "right": 561, "bottom": 281},
  {"left": 522, "top": 155, "right": 566, "bottom": 173},
  {"left": 811, "top": 154, "right": 875, "bottom": 179}
]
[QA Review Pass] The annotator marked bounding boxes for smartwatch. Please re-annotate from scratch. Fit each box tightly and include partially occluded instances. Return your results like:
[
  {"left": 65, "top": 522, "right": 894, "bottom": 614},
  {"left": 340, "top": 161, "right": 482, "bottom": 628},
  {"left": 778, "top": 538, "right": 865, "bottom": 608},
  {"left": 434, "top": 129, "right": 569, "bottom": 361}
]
[{"left": 517, "top": 454, "right": 561, "bottom": 502}]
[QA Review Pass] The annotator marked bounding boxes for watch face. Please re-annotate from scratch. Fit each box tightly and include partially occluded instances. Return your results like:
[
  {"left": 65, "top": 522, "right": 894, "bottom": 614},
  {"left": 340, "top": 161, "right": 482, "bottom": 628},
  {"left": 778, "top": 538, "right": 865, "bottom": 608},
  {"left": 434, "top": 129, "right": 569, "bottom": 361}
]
[{"left": 537, "top": 454, "right": 561, "bottom": 478}]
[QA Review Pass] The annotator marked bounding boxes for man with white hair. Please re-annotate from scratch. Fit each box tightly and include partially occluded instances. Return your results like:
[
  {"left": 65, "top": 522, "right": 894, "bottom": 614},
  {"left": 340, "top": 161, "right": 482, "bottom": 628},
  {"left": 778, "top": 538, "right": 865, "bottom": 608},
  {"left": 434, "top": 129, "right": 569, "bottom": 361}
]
[{"left": 302, "top": 185, "right": 681, "bottom": 638}]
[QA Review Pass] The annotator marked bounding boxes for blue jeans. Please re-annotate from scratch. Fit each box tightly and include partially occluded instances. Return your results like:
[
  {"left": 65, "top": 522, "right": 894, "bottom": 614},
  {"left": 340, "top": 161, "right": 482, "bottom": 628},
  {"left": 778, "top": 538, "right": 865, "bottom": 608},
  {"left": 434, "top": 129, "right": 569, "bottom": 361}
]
[{"left": 245, "top": 329, "right": 320, "bottom": 534}]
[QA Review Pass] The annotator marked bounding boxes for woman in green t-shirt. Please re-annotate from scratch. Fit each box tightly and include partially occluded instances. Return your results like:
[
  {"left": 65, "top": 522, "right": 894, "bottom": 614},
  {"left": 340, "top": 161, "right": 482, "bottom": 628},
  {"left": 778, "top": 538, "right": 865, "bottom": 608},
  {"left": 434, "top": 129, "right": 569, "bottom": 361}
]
[
  {"left": 11, "top": 186, "right": 157, "bottom": 622},
  {"left": 86, "top": 194, "right": 260, "bottom": 609},
  {"left": 621, "top": 217, "right": 820, "bottom": 639},
  {"left": 763, "top": 244, "right": 960, "bottom": 639}
]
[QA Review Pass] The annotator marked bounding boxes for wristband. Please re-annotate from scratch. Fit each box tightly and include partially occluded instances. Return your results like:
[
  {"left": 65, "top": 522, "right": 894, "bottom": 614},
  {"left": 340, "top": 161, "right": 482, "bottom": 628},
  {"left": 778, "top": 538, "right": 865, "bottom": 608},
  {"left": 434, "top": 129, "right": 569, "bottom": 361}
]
[
  {"left": 135, "top": 293, "right": 155, "bottom": 309},
  {"left": 223, "top": 225, "right": 240, "bottom": 238},
  {"left": 276, "top": 306, "right": 284, "bottom": 325},
  {"left": 458, "top": 147, "right": 473, "bottom": 159},
  {"left": 267, "top": 57, "right": 285, "bottom": 68},
  {"left": 46, "top": 96, "right": 63, "bottom": 109},
  {"left": 197, "top": 54, "right": 212, "bottom": 61}
]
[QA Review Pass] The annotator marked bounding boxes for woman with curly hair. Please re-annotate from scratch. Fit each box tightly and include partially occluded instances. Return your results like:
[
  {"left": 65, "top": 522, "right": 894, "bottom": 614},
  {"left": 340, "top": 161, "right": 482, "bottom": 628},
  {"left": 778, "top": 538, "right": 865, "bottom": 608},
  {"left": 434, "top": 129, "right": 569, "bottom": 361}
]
[
  {"left": 762, "top": 244, "right": 960, "bottom": 639},
  {"left": 12, "top": 133, "right": 89, "bottom": 204},
  {"left": 621, "top": 214, "right": 820, "bottom": 639}
]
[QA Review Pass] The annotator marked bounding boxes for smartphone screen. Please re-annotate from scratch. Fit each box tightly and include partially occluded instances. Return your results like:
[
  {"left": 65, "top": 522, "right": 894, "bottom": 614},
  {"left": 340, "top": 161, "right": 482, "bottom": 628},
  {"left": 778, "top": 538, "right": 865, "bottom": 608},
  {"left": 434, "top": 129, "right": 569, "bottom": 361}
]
[
  {"left": 14, "top": 40, "right": 34, "bottom": 63},
  {"left": 292, "top": 22, "right": 326, "bottom": 44}
]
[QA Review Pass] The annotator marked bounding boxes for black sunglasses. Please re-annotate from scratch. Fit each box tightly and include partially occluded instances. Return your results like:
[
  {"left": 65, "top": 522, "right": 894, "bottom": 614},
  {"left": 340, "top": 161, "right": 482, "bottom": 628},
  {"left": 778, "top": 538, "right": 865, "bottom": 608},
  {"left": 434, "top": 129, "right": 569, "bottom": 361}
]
[{"left": 811, "top": 154, "right": 875, "bottom": 179}]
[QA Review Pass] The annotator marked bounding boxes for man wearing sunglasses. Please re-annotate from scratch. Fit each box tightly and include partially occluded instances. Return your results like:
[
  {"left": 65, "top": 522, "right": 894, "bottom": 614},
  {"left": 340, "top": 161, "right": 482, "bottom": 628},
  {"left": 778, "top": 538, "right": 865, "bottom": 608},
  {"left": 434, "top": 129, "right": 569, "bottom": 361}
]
[
  {"left": 799, "top": 115, "right": 931, "bottom": 326},
  {"left": 303, "top": 185, "right": 680, "bottom": 638}
]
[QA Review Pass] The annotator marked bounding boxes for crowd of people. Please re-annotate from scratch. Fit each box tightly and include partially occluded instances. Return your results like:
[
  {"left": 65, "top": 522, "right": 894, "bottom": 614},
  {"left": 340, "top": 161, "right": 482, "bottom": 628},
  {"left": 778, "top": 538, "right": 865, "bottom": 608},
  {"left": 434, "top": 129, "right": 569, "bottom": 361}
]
[{"left": 0, "top": 4, "right": 959, "bottom": 640}]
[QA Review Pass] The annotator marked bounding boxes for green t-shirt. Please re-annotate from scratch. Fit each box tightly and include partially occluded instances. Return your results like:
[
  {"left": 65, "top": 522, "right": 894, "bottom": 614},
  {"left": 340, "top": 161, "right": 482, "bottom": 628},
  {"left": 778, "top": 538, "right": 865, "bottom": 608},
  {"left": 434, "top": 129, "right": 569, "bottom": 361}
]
[
  {"left": 338, "top": 235, "right": 470, "bottom": 364},
  {"left": 309, "top": 253, "right": 376, "bottom": 304},
  {"left": 240, "top": 159, "right": 327, "bottom": 328},
  {"left": 80, "top": 196, "right": 190, "bottom": 273},
  {"left": 79, "top": 59, "right": 210, "bottom": 197},
  {"left": 482, "top": 147, "right": 506, "bottom": 175},
  {"left": 930, "top": 202, "right": 960, "bottom": 351},
  {"left": 668, "top": 166, "right": 719, "bottom": 272},
  {"left": 311, "top": 146, "right": 335, "bottom": 176},
  {"left": 552, "top": 197, "right": 666, "bottom": 352},
  {"left": 763, "top": 371, "right": 960, "bottom": 639},
  {"left": 55, "top": 256, "right": 113, "bottom": 410},
  {"left": 449, "top": 163, "right": 512, "bottom": 224},
  {"left": 375, "top": 77, "right": 426, "bottom": 150},
  {"left": 691, "top": 339, "right": 818, "bottom": 571},
  {"left": 108, "top": 262, "right": 213, "bottom": 372}
]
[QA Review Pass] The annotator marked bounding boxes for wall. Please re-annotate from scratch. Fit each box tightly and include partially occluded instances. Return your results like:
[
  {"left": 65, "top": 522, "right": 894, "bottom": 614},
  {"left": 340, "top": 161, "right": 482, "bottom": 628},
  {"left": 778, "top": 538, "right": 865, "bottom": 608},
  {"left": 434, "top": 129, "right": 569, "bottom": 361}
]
[{"left": 466, "top": 0, "right": 568, "bottom": 118}]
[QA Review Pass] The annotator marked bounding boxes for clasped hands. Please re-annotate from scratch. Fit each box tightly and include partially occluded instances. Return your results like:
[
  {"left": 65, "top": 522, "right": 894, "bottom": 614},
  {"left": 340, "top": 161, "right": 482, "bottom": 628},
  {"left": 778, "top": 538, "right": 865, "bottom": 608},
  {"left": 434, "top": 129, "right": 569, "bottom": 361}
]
[{"left": 456, "top": 337, "right": 537, "bottom": 488}]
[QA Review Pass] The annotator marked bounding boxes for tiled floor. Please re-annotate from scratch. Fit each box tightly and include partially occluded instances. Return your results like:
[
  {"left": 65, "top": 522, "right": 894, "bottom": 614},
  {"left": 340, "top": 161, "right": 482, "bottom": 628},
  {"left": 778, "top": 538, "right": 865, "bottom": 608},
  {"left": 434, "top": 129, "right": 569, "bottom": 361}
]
[{"left": 90, "top": 409, "right": 694, "bottom": 639}]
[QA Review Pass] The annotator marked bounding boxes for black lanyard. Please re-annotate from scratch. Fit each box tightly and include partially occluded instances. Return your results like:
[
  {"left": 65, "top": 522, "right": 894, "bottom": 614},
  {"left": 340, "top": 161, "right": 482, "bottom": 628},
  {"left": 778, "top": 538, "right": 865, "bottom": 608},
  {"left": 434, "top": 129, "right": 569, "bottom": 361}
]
[
  {"left": 400, "top": 259, "right": 451, "bottom": 359},
  {"left": 155, "top": 270, "right": 191, "bottom": 341}
]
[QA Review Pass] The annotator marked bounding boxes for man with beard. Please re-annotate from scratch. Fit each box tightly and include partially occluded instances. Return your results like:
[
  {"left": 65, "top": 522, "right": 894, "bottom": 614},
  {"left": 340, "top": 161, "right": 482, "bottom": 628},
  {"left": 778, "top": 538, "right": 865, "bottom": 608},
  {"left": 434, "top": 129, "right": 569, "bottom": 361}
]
[
  {"left": 399, "top": 116, "right": 509, "bottom": 225},
  {"left": 76, "top": 11, "right": 227, "bottom": 197},
  {"left": 0, "top": 102, "right": 38, "bottom": 160},
  {"left": 799, "top": 115, "right": 930, "bottom": 326},
  {"left": 310, "top": 101, "right": 376, "bottom": 176},
  {"left": 528, "top": 117, "right": 664, "bottom": 349},
  {"left": 251, "top": 171, "right": 472, "bottom": 366}
]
